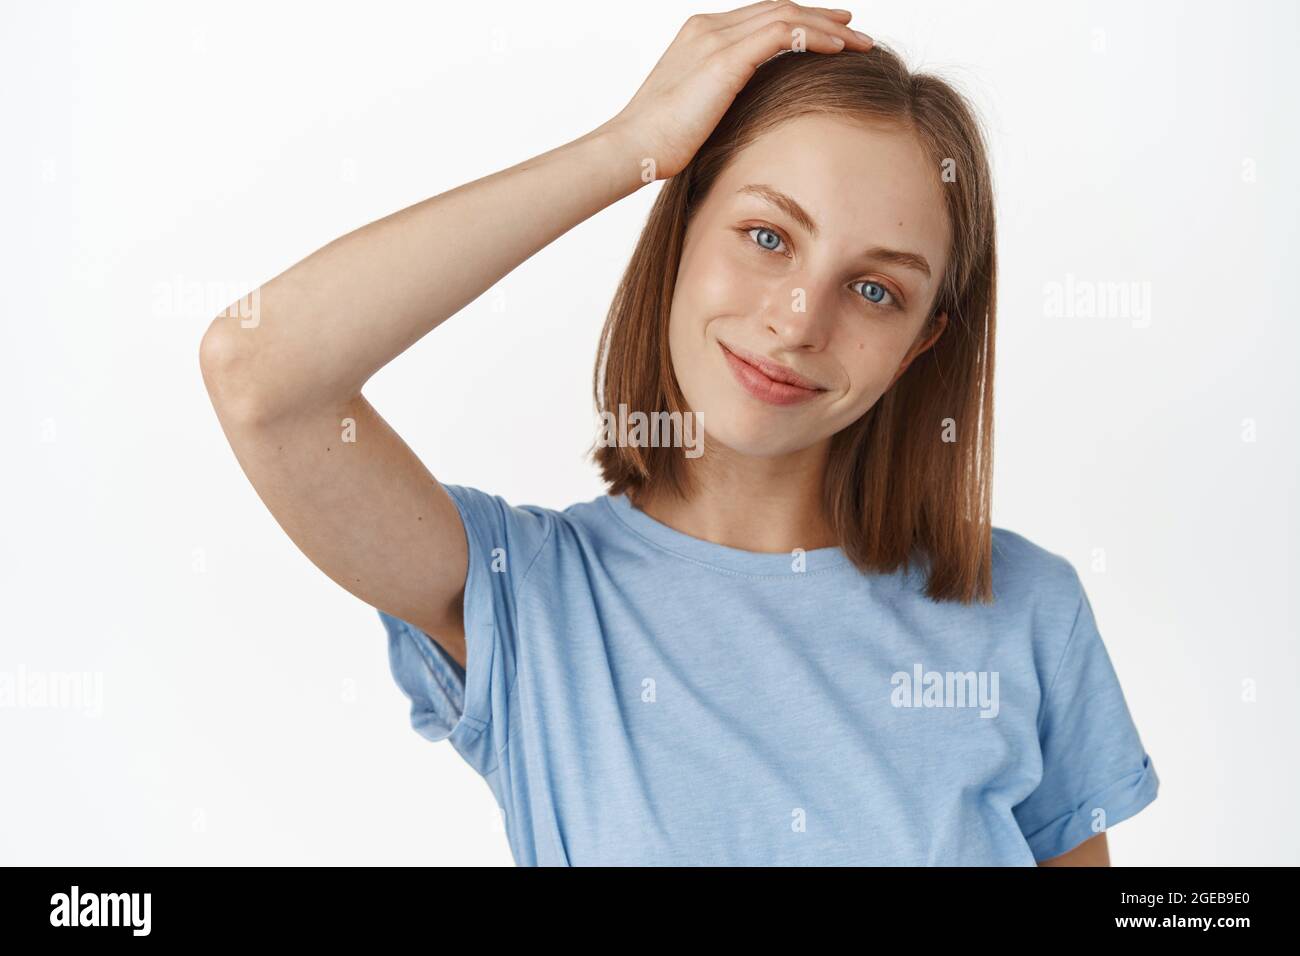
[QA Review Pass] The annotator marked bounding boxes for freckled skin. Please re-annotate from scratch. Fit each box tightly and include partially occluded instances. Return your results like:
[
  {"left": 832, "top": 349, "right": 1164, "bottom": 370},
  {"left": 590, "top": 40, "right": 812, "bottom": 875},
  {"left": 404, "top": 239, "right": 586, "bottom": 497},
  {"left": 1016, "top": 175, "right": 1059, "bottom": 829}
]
[{"left": 668, "top": 114, "right": 951, "bottom": 459}]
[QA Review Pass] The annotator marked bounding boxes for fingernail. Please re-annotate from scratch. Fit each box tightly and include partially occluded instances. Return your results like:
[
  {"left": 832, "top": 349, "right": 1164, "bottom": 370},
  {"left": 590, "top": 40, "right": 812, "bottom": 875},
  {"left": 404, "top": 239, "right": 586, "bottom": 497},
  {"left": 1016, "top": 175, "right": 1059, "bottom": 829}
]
[{"left": 853, "top": 29, "right": 873, "bottom": 44}]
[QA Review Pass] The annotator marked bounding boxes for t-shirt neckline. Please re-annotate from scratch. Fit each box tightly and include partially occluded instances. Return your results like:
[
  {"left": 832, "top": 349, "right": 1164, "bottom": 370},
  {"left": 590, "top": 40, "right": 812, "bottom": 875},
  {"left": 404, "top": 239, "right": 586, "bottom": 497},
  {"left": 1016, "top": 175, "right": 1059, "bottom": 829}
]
[{"left": 601, "top": 492, "right": 851, "bottom": 576}]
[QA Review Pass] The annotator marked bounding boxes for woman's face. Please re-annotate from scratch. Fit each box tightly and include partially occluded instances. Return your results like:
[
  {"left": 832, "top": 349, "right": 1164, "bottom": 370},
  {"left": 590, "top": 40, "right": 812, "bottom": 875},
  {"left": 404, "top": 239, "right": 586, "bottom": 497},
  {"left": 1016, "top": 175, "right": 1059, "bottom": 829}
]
[{"left": 668, "top": 113, "right": 951, "bottom": 459}]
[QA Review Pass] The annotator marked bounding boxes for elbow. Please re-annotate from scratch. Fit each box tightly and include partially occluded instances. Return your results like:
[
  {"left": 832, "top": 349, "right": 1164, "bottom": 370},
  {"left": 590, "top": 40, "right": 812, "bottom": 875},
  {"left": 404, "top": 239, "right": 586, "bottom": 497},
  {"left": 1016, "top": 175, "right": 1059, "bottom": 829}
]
[{"left": 199, "top": 317, "right": 276, "bottom": 428}]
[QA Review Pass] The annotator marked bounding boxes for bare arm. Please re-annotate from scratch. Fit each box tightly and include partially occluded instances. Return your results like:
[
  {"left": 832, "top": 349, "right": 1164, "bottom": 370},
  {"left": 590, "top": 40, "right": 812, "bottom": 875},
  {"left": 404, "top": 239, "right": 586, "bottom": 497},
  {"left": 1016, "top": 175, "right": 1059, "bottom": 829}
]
[
  {"left": 1038, "top": 832, "right": 1110, "bottom": 867},
  {"left": 199, "top": 123, "right": 648, "bottom": 665},
  {"left": 199, "top": 2, "right": 868, "bottom": 668}
]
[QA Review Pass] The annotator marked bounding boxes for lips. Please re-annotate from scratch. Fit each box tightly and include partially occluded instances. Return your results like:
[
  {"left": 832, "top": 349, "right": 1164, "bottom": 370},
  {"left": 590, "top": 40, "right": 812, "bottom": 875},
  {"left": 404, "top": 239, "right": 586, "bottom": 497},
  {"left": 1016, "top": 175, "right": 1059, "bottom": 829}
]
[{"left": 719, "top": 341, "right": 828, "bottom": 407}]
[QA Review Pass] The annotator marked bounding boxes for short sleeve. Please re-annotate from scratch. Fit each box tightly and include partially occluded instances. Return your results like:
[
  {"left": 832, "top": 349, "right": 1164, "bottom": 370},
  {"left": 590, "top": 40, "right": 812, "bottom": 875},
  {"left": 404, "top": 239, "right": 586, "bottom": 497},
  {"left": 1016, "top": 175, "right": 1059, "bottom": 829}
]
[
  {"left": 1012, "top": 570, "right": 1160, "bottom": 862},
  {"left": 378, "top": 482, "right": 553, "bottom": 781}
]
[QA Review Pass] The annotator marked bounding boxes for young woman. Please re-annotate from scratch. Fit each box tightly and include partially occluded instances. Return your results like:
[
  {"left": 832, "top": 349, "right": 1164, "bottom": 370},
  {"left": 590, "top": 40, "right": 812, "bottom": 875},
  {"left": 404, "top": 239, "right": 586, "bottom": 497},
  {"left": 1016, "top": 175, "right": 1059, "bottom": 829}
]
[{"left": 200, "top": 2, "right": 1159, "bottom": 866}]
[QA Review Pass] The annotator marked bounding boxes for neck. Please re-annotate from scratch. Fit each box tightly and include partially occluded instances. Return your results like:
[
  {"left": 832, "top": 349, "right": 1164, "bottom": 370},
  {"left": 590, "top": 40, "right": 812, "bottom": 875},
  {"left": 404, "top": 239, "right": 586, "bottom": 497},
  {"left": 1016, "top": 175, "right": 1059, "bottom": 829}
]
[{"left": 636, "top": 439, "right": 838, "bottom": 553}]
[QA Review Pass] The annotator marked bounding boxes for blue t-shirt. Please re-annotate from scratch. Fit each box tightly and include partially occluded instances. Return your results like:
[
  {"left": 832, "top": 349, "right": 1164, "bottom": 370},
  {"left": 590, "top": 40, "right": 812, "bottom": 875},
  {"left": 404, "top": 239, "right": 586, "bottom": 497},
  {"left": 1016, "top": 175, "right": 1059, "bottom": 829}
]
[{"left": 378, "top": 483, "right": 1159, "bottom": 865}]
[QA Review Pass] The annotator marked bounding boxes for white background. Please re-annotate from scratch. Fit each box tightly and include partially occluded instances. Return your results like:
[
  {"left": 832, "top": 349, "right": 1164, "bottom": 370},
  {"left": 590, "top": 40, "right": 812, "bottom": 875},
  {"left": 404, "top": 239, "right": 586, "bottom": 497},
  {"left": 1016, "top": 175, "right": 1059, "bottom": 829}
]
[{"left": 2, "top": 0, "right": 1297, "bottom": 866}]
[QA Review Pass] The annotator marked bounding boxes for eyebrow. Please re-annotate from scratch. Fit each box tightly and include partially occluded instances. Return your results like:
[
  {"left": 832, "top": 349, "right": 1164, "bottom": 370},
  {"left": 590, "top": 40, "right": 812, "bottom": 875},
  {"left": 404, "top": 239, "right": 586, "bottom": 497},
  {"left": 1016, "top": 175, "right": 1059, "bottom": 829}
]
[{"left": 736, "top": 183, "right": 933, "bottom": 280}]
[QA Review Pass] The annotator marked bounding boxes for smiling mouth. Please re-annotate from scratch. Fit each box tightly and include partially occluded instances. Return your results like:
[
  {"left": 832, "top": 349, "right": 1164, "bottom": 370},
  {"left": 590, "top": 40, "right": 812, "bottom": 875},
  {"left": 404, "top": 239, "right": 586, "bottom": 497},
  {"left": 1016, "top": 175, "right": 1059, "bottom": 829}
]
[{"left": 719, "top": 341, "right": 828, "bottom": 407}]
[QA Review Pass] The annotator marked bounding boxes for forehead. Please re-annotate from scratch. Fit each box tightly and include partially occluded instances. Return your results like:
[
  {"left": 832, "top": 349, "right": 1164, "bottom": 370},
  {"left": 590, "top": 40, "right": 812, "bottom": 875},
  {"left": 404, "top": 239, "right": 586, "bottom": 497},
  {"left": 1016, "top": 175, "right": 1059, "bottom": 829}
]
[{"left": 708, "top": 113, "right": 951, "bottom": 271}]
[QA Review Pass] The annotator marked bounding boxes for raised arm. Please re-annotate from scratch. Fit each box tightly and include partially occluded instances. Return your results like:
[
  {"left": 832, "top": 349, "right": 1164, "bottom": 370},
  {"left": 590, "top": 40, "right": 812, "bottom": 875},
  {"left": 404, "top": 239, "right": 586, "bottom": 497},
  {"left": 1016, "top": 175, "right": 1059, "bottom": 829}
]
[
  {"left": 198, "top": 2, "right": 869, "bottom": 667},
  {"left": 198, "top": 122, "right": 645, "bottom": 666}
]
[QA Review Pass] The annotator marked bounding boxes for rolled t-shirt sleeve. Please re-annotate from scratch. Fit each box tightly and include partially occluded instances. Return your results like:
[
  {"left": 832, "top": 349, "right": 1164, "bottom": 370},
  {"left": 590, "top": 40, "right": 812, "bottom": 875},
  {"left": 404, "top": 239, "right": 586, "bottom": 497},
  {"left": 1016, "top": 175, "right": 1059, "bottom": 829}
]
[
  {"left": 379, "top": 482, "right": 553, "bottom": 781},
  {"left": 1012, "top": 570, "right": 1160, "bottom": 862}
]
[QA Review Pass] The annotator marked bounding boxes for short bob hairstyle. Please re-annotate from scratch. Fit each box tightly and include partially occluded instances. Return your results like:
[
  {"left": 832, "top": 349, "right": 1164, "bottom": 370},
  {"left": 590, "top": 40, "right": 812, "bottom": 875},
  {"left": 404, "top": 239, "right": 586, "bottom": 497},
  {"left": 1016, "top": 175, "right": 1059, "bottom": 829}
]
[{"left": 592, "top": 44, "right": 997, "bottom": 604}]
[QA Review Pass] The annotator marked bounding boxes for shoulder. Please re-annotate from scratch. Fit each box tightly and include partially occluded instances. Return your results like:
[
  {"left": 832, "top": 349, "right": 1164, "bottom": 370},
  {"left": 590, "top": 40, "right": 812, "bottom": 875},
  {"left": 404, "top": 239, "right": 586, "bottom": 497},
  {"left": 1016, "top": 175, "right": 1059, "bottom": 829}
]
[
  {"left": 991, "top": 526, "right": 1081, "bottom": 597},
  {"left": 988, "top": 525, "right": 1097, "bottom": 676},
  {"left": 989, "top": 525, "right": 1087, "bottom": 633},
  {"left": 440, "top": 482, "right": 611, "bottom": 557}
]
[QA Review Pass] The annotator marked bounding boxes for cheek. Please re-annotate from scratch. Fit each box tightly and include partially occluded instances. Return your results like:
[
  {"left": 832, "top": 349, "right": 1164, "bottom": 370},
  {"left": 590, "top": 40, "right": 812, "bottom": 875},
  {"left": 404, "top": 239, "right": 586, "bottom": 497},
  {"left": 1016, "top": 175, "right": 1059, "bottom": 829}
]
[
  {"left": 840, "top": 327, "right": 916, "bottom": 397},
  {"left": 681, "top": 245, "right": 764, "bottom": 324},
  {"left": 668, "top": 248, "right": 761, "bottom": 387}
]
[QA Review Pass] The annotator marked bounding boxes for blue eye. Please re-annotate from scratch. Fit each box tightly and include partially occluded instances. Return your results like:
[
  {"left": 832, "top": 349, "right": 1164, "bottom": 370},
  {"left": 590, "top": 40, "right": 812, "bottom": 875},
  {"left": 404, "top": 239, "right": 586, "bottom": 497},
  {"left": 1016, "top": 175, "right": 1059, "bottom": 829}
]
[
  {"left": 743, "top": 225, "right": 902, "bottom": 312},
  {"left": 853, "top": 280, "right": 898, "bottom": 310},
  {"left": 747, "top": 226, "right": 787, "bottom": 255}
]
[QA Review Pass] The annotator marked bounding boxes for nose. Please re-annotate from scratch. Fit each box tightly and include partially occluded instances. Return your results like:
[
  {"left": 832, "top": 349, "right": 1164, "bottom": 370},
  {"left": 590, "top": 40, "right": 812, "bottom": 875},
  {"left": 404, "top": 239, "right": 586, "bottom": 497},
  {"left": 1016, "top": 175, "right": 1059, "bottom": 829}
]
[{"left": 760, "top": 274, "right": 835, "bottom": 352}]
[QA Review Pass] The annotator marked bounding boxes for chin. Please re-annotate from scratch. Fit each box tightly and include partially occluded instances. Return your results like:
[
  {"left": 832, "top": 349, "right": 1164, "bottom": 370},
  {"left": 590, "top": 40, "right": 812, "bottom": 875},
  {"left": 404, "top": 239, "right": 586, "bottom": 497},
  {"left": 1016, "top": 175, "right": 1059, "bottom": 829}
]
[{"left": 695, "top": 396, "right": 826, "bottom": 459}]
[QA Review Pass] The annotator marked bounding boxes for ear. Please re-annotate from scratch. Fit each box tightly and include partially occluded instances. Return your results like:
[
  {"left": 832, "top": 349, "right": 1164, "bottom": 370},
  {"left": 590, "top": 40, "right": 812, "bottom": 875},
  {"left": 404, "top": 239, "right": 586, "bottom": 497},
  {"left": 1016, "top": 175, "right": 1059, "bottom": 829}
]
[{"left": 886, "top": 311, "right": 948, "bottom": 391}]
